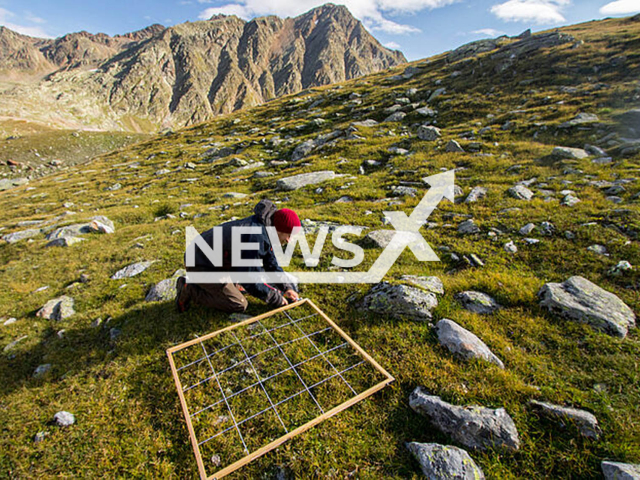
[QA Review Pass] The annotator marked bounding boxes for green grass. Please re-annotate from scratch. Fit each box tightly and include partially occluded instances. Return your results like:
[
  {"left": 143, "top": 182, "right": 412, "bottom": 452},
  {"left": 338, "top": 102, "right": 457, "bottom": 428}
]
[{"left": 1, "top": 14, "right": 640, "bottom": 479}]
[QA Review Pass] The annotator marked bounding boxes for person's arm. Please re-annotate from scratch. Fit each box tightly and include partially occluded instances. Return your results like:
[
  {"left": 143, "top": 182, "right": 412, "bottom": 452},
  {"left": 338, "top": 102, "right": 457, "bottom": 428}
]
[{"left": 263, "top": 235, "right": 297, "bottom": 295}]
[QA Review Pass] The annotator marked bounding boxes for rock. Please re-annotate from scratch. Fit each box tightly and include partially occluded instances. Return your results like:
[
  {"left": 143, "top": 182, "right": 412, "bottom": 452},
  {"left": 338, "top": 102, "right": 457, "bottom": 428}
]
[
  {"left": 552, "top": 146, "right": 589, "bottom": 159},
  {"left": 401, "top": 275, "right": 444, "bottom": 295},
  {"left": 601, "top": 461, "right": 640, "bottom": 480},
  {"left": 3, "top": 335, "right": 27, "bottom": 352},
  {"left": 34, "top": 431, "right": 49, "bottom": 443},
  {"left": 391, "top": 186, "right": 418, "bottom": 197},
  {"left": 363, "top": 230, "right": 397, "bottom": 248},
  {"left": 0, "top": 177, "right": 28, "bottom": 191},
  {"left": 383, "top": 111, "right": 406, "bottom": 122},
  {"left": 538, "top": 276, "right": 636, "bottom": 337},
  {"left": 508, "top": 185, "right": 534, "bottom": 201},
  {"left": 417, "top": 125, "right": 442, "bottom": 141},
  {"left": 2, "top": 228, "right": 41, "bottom": 243},
  {"left": 406, "top": 442, "right": 485, "bottom": 480},
  {"left": 587, "top": 244, "right": 608, "bottom": 255},
  {"left": 409, "top": 387, "right": 520, "bottom": 451},
  {"left": 559, "top": 113, "right": 599, "bottom": 128},
  {"left": 291, "top": 140, "right": 316, "bottom": 161},
  {"left": 145, "top": 269, "right": 186, "bottom": 302},
  {"left": 416, "top": 107, "right": 437, "bottom": 117},
  {"left": 111, "top": 261, "right": 155, "bottom": 280},
  {"left": 36, "top": 296, "right": 75, "bottom": 321},
  {"left": 88, "top": 216, "right": 115, "bottom": 234},
  {"left": 351, "top": 119, "right": 378, "bottom": 127},
  {"left": 504, "top": 241, "right": 517, "bottom": 253},
  {"left": 455, "top": 291, "right": 501, "bottom": 314},
  {"left": 53, "top": 411, "right": 75, "bottom": 427},
  {"left": 436, "top": 319, "right": 504, "bottom": 368},
  {"left": 458, "top": 219, "right": 480, "bottom": 234},
  {"left": 528, "top": 400, "right": 600, "bottom": 439},
  {"left": 609, "top": 261, "right": 632, "bottom": 276},
  {"left": 561, "top": 194, "right": 580, "bottom": 206},
  {"left": 276, "top": 171, "right": 336, "bottom": 191},
  {"left": 360, "top": 282, "right": 439, "bottom": 321},
  {"left": 446, "top": 140, "right": 465, "bottom": 153},
  {"left": 45, "top": 236, "right": 85, "bottom": 247},
  {"left": 428, "top": 88, "right": 446, "bottom": 102},
  {"left": 252, "top": 171, "right": 274, "bottom": 178},
  {"left": 33, "top": 364, "right": 52, "bottom": 377},
  {"left": 222, "top": 192, "right": 248, "bottom": 199},
  {"left": 519, "top": 223, "right": 536, "bottom": 235},
  {"left": 465, "top": 187, "right": 487, "bottom": 203},
  {"left": 3, "top": 317, "right": 17, "bottom": 326}
]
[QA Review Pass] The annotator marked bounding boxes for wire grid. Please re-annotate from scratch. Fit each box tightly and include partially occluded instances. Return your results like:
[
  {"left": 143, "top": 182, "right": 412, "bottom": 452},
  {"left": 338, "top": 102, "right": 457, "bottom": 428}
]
[{"left": 167, "top": 299, "right": 394, "bottom": 480}]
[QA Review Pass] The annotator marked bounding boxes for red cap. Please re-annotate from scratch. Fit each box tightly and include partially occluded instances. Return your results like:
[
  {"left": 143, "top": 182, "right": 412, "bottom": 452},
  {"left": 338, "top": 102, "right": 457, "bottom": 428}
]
[{"left": 272, "top": 208, "right": 301, "bottom": 234}]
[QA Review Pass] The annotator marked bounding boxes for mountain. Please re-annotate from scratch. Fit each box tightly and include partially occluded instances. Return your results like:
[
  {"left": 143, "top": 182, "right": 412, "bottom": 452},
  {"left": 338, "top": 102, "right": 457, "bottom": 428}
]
[
  {"left": 0, "top": 4, "right": 405, "bottom": 131},
  {"left": 2, "top": 12, "right": 639, "bottom": 480}
]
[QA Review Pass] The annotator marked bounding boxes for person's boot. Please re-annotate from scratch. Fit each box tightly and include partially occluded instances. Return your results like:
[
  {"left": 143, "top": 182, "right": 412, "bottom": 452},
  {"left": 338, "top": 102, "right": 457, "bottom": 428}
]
[{"left": 176, "top": 276, "right": 191, "bottom": 313}]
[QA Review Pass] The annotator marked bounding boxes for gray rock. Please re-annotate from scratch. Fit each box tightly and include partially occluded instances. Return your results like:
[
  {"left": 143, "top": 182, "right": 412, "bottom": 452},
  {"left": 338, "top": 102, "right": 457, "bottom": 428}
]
[
  {"left": 609, "top": 261, "right": 632, "bottom": 276},
  {"left": 559, "top": 113, "right": 599, "bottom": 128},
  {"left": 409, "top": 387, "right": 520, "bottom": 451},
  {"left": 429, "top": 88, "right": 446, "bottom": 102},
  {"left": 33, "top": 364, "right": 52, "bottom": 377},
  {"left": 561, "top": 194, "right": 580, "bottom": 206},
  {"left": 465, "top": 187, "right": 487, "bottom": 203},
  {"left": 45, "top": 236, "right": 85, "bottom": 247},
  {"left": 587, "top": 244, "right": 608, "bottom": 255},
  {"left": 145, "top": 269, "right": 186, "bottom": 302},
  {"left": 222, "top": 192, "right": 248, "bottom": 199},
  {"left": 552, "top": 146, "right": 589, "bottom": 159},
  {"left": 508, "top": 185, "right": 534, "bottom": 201},
  {"left": 34, "top": 431, "right": 49, "bottom": 443},
  {"left": 53, "top": 411, "right": 75, "bottom": 427},
  {"left": 519, "top": 223, "right": 536, "bottom": 235},
  {"left": 416, "top": 107, "right": 437, "bottom": 117},
  {"left": 538, "top": 276, "right": 636, "bottom": 337},
  {"left": 360, "top": 282, "right": 439, "bottom": 321},
  {"left": 363, "top": 230, "right": 397, "bottom": 248},
  {"left": 458, "top": 219, "right": 480, "bottom": 235},
  {"left": 384, "top": 111, "right": 407, "bottom": 123},
  {"left": 601, "top": 461, "right": 640, "bottom": 480},
  {"left": 276, "top": 171, "right": 336, "bottom": 191},
  {"left": 528, "top": 400, "right": 600, "bottom": 439},
  {"left": 401, "top": 275, "right": 444, "bottom": 295},
  {"left": 291, "top": 140, "right": 316, "bottom": 161},
  {"left": 229, "top": 313, "right": 253, "bottom": 323},
  {"left": 504, "top": 241, "right": 518, "bottom": 253},
  {"left": 111, "top": 261, "right": 155, "bottom": 280},
  {"left": 36, "top": 296, "right": 75, "bottom": 321},
  {"left": 455, "top": 291, "right": 501, "bottom": 314},
  {"left": 406, "top": 442, "right": 485, "bottom": 480},
  {"left": 0, "top": 177, "right": 29, "bottom": 191},
  {"left": 446, "top": 140, "right": 465, "bottom": 153},
  {"left": 87, "top": 216, "right": 115, "bottom": 234},
  {"left": 436, "top": 319, "right": 504, "bottom": 368},
  {"left": 417, "top": 125, "right": 442, "bottom": 141},
  {"left": 351, "top": 119, "right": 378, "bottom": 127},
  {"left": 392, "top": 186, "right": 418, "bottom": 197},
  {"left": 3, "top": 335, "right": 27, "bottom": 352},
  {"left": 2, "top": 228, "right": 41, "bottom": 243}
]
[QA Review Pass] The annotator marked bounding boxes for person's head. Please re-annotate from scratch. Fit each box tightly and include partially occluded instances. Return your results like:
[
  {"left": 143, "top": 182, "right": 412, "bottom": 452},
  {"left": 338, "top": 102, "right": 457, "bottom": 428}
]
[{"left": 272, "top": 208, "right": 301, "bottom": 244}]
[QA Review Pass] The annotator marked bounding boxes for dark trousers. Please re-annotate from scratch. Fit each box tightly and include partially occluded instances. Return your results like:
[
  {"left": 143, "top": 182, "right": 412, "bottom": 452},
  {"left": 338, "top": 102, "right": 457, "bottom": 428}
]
[{"left": 186, "top": 269, "right": 248, "bottom": 313}]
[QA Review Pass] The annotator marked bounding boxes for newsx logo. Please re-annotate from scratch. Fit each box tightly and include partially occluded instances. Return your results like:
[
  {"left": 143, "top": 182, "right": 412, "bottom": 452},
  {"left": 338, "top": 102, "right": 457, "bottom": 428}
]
[{"left": 185, "top": 170, "right": 455, "bottom": 284}]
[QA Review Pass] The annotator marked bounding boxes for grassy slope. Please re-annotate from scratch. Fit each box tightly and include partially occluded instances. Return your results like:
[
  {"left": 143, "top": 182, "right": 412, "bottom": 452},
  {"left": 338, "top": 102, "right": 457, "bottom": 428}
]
[{"left": 1, "top": 15, "right": 640, "bottom": 479}]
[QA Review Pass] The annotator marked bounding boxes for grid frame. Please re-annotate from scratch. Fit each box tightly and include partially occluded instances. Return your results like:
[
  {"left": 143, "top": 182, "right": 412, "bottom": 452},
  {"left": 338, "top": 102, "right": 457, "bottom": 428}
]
[{"left": 166, "top": 298, "right": 395, "bottom": 479}]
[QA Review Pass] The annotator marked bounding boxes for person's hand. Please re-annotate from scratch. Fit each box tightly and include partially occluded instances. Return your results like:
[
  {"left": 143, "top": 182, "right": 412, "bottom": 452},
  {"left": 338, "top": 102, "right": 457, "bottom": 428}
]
[
  {"left": 284, "top": 289, "right": 300, "bottom": 302},
  {"left": 280, "top": 296, "right": 289, "bottom": 306}
]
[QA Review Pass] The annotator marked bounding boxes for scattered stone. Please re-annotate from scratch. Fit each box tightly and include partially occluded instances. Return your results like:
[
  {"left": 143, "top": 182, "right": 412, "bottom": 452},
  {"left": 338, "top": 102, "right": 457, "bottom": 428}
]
[
  {"left": 34, "top": 431, "right": 49, "bottom": 443},
  {"left": 33, "top": 364, "right": 52, "bottom": 377},
  {"left": 391, "top": 186, "right": 418, "bottom": 197},
  {"left": 587, "top": 244, "right": 608, "bottom": 255},
  {"left": 111, "top": 261, "right": 155, "bottom": 280},
  {"left": 222, "top": 192, "right": 248, "bottom": 199},
  {"left": 436, "top": 319, "right": 504, "bottom": 368},
  {"left": 360, "top": 282, "right": 439, "bottom": 321},
  {"left": 504, "top": 241, "right": 517, "bottom": 253},
  {"left": 3, "top": 335, "right": 28, "bottom": 352},
  {"left": 0, "top": 177, "right": 29, "bottom": 191},
  {"left": 508, "top": 185, "right": 534, "bottom": 201},
  {"left": 53, "top": 411, "right": 75, "bottom": 427},
  {"left": 88, "top": 216, "right": 115, "bottom": 234},
  {"left": 145, "top": 269, "right": 186, "bottom": 302},
  {"left": 384, "top": 111, "right": 406, "bottom": 123},
  {"left": 538, "top": 276, "right": 636, "bottom": 338},
  {"left": 46, "top": 236, "right": 85, "bottom": 248},
  {"left": 559, "top": 113, "right": 599, "bottom": 128},
  {"left": 458, "top": 219, "right": 480, "bottom": 234},
  {"left": 400, "top": 275, "right": 444, "bottom": 295},
  {"left": 561, "top": 194, "right": 580, "bottom": 206},
  {"left": 417, "top": 125, "right": 442, "bottom": 141},
  {"left": 455, "top": 291, "right": 501, "bottom": 314},
  {"left": 2, "top": 228, "right": 41, "bottom": 244},
  {"left": 3, "top": 317, "right": 17, "bottom": 326},
  {"left": 609, "top": 261, "right": 632, "bottom": 276},
  {"left": 520, "top": 223, "right": 536, "bottom": 235},
  {"left": 528, "top": 400, "right": 600, "bottom": 439},
  {"left": 363, "top": 230, "right": 397, "bottom": 248},
  {"left": 406, "top": 442, "right": 485, "bottom": 480},
  {"left": 276, "top": 171, "right": 336, "bottom": 191},
  {"left": 601, "top": 461, "right": 640, "bottom": 480},
  {"left": 229, "top": 313, "right": 253, "bottom": 323},
  {"left": 446, "top": 140, "right": 465, "bottom": 153},
  {"left": 409, "top": 387, "right": 520, "bottom": 451},
  {"left": 291, "top": 140, "right": 316, "bottom": 161},
  {"left": 465, "top": 187, "right": 487, "bottom": 203},
  {"left": 352, "top": 119, "right": 378, "bottom": 128},
  {"left": 416, "top": 107, "right": 437, "bottom": 117},
  {"left": 552, "top": 146, "right": 589, "bottom": 159},
  {"left": 36, "top": 296, "right": 75, "bottom": 321}
]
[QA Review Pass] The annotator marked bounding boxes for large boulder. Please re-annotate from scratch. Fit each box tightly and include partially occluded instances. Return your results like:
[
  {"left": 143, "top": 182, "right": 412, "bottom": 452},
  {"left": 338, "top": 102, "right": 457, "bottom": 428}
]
[
  {"left": 406, "top": 442, "right": 485, "bottom": 480},
  {"left": 538, "top": 276, "right": 636, "bottom": 338},
  {"left": 360, "top": 282, "right": 438, "bottom": 321},
  {"left": 528, "top": 400, "right": 600, "bottom": 439},
  {"left": 601, "top": 461, "right": 640, "bottom": 480},
  {"left": 409, "top": 387, "right": 520, "bottom": 451},
  {"left": 276, "top": 171, "right": 336, "bottom": 191},
  {"left": 436, "top": 319, "right": 504, "bottom": 368},
  {"left": 36, "top": 296, "right": 75, "bottom": 321}
]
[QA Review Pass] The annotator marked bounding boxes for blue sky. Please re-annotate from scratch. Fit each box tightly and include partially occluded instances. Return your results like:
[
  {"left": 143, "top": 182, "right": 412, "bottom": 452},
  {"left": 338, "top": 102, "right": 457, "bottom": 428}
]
[{"left": 0, "top": 0, "right": 638, "bottom": 60}]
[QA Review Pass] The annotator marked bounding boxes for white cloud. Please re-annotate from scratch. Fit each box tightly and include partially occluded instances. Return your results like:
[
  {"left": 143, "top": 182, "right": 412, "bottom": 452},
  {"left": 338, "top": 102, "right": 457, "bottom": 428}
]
[
  {"left": 384, "top": 40, "right": 401, "bottom": 49},
  {"left": 490, "top": 0, "right": 570, "bottom": 24},
  {"left": 600, "top": 0, "right": 640, "bottom": 15},
  {"left": 197, "top": 0, "right": 457, "bottom": 34},
  {"left": 0, "top": 7, "right": 51, "bottom": 37},
  {"left": 25, "top": 11, "right": 46, "bottom": 24},
  {"left": 471, "top": 28, "right": 505, "bottom": 36}
]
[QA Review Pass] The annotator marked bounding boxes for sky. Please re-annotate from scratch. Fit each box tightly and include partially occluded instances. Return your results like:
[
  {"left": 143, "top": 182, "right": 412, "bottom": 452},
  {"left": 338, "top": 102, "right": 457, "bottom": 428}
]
[{"left": 0, "top": 0, "right": 638, "bottom": 61}]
